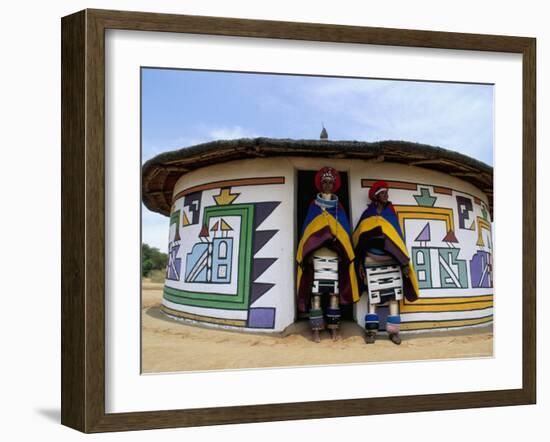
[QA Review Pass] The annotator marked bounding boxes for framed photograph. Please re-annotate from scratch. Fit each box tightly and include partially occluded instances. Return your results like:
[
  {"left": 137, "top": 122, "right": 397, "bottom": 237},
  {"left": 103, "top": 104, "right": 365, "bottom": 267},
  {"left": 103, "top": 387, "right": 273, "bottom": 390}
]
[{"left": 61, "top": 9, "right": 536, "bottom": 433}]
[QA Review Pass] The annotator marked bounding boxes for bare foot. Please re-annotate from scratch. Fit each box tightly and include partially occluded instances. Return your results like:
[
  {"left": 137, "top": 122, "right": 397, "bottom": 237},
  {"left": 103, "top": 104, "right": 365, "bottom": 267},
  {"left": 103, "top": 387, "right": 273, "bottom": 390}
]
[
  {"left": 312, "top": 329, "right": 321, "bottom": 343},
  {"left": 330, "top": 329, "right": 341, "bottom": 341}
]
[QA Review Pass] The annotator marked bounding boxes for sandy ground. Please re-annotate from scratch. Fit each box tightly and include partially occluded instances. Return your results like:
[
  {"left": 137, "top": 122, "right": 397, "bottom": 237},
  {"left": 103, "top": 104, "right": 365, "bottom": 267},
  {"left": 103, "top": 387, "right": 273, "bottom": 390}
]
[{"left": 142, "top": 281, "right": 493, "bottom": 373}]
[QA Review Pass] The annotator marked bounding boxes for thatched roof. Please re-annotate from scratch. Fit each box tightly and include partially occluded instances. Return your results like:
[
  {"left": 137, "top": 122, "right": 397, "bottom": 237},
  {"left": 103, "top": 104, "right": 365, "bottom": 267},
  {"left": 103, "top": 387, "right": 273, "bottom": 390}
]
[{"left": 142, "top": 138, "right": 493, "bottom": 217}]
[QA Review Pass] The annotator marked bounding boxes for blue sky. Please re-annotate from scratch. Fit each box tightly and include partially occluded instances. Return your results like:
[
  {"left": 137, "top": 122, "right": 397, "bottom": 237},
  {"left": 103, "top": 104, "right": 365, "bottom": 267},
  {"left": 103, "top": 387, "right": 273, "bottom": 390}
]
[{"left": 142, "top": 68, "right": 494, "bottom": 252}]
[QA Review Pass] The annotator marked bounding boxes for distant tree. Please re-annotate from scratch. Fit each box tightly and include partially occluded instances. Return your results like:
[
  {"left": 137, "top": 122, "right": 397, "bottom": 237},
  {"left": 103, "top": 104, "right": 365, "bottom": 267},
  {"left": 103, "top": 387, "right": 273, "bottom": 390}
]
[{"left": 141, "top": 243, "right": 168, "bottom": 277}]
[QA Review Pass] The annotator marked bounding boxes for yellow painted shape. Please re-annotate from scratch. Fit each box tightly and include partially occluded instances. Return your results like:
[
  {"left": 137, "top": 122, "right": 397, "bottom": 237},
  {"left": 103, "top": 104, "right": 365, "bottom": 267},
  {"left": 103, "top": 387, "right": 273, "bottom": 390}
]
[
  {"left": 476, "top": 217, "right": 492, "bottom": 247},
  {"left": 220, "top": 219, "right": 233, "bottom": 231},
  {"left": 213, "top": 187, "right": 239, "bottom": 205},
  {"left": 403, "top": 294, "right": 493, "bottom": 305},
  {"left": 401, "top": 316, "right": 493, "bottom": 331},
  {"left": 161, "top": 305, "right": 247, "bottom": 327},
  {"left": 401, "top": 300, "right": 493, "bottom": 313},
  {"left": 182, "top": 211, "right": 191, "bottom": 226},
  {"left": 393, "top": 205, "right": 455, "bottom": 234}
]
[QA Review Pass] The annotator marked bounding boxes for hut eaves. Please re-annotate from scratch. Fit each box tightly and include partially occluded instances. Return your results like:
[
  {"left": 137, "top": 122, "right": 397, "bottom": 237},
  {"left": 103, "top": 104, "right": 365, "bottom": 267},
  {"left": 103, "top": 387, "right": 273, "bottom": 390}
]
[{"left": 142, "top": 138, "right": 493, "bottom": 217}]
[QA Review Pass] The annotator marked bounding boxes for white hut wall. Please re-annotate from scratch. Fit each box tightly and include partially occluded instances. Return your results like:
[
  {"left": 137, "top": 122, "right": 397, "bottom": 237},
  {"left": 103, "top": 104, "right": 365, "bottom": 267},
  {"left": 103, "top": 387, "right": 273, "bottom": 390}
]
[
  {"left": 348, "top": 161, "right": 493, "bottom": 333},
  {"left": 160, "top": 156, "right": 493, "bottom": 334},
  {"left": 162, "top": 158, "right": 296, "bottom": 332}
]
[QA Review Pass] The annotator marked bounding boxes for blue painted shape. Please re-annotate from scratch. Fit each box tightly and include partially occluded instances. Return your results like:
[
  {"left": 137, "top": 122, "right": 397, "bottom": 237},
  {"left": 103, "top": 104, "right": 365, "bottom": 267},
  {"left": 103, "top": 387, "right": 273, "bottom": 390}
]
[
  {"left": 211, "top": 238, "right": 233, "bottom": 283},
  {"left": 166, "top": 244, "right": 181, "bottom": 281},
  {"left": 185, "top": 242, "right": 209, "bottom": 282},
  {"left": 412, "top": 247, "right": 433, "bottom": 289},
  {"left": 195, "top": 267, "right": 208, "bottom": 283},
  {"left": 439, "top": 248, "right": 468, "bottom": 288}
]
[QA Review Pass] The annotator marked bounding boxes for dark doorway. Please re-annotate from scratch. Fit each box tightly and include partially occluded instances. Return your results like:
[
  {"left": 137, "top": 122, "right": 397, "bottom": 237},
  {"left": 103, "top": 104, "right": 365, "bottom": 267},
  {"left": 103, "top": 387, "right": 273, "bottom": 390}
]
[{"left": 296, "top": 169, "right": 353, "bottom": 320}]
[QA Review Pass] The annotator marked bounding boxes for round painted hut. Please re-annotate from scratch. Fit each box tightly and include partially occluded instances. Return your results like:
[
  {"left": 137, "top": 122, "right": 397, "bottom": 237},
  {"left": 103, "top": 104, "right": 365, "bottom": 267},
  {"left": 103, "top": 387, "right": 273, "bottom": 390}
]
[{"left": 142, "top": 137, "right": 493, "bottom": 333}]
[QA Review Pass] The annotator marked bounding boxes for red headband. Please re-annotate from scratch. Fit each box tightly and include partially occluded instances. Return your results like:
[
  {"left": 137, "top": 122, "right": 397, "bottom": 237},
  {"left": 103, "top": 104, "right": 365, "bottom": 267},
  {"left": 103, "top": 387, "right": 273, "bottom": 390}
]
[
  {"left": 368, "top": 180, "right": 389, "bottom": 200},
  {"left": 314, "top": 167, "right": 341, "bottom": 193}
]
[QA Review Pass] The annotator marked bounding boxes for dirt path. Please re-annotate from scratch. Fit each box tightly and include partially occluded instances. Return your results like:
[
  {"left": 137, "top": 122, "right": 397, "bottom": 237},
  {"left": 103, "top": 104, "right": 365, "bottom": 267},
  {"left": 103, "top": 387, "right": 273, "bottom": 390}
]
[{"left": 141, "top": 284, "right": 493, "bottom": 373}]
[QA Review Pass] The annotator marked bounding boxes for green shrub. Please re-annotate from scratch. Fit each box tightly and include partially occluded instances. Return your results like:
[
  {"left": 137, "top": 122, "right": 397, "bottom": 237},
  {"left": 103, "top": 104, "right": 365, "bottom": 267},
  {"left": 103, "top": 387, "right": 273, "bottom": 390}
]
[{"left": 142, "top": 243, "right": 168, "bottom": 277}]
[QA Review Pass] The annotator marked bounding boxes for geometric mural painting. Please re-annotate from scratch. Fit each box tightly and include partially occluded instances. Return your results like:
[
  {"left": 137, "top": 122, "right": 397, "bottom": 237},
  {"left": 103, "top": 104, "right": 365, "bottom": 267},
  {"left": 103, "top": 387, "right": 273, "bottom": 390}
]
[
  {"left": 439, "top": 248, "right": 469, "bottom": 288},
  {"left": 166, "top": 243, "right": 182, "bottom": 281},
  {"left": 166, "top": 210, "right": 182, "bottom": 281},
  {"left": 456, "top": 195, "right": 475, "bottom": 230},
  {"left": 470, "top": 250, "right": 493, "bottom": 288},
  {"left": 414, "top": 222, "right": 431, "bottom": 244},
  {"left": 481, "top": 204, "right": 489, "bottom": 221},
  {"left": 185, "top": 220, "right": 235, "bottom": 284},
  {"left": 413, "top": 187, "right": 437, "bottom": 207},
  {"left": 393, "top": 205, "right": 456, "bottom": 242},
  {"left": 162, "top": 177, "right": 285, "bottom": 329},
  {"left": 476, "top": 217, "right": 492, "bottom": 248},
  {"left": 442, "top": 229, "right": 459, "bottom": 246},
  {"left": 355, "top": 177, "right": 495, "bottom": 332},
  {"left": 412, "top": 246, "right": 468, "bottom": 289},
  {"left": 182, "top": 191, "right": 202, "bottom": 227}
]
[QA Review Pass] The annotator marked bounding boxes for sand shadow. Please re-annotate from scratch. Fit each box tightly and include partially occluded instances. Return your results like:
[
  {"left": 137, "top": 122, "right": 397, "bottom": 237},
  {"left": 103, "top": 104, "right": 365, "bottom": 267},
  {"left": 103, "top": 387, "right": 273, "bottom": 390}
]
[
  {"left": 144, "top": 303, "right": 492, "bottom": 344},
  {"left": 145, "top": 305, "right": 171, "bottom": 322},
  {"left": 145, "top": 303, "right": 367, "bottom": 340}
]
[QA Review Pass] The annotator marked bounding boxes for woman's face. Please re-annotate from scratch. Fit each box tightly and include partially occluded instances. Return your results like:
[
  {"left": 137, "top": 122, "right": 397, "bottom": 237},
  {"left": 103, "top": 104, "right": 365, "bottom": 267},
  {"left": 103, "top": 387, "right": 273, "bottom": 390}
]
[
  {"left": 376, "top": 189, "right": 389, "bottom": 204},
  {"left": 321, "top": 178, "right": 334, "bottom": 194}
]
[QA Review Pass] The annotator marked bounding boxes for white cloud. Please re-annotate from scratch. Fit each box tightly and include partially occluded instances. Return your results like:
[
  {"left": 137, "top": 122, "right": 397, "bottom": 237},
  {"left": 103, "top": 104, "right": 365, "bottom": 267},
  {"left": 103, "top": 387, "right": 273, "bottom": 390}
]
[
  {"left": 208, "top": 125, "right": 258, "bottom": 140},
  {"left": 297, "top": 78, "right": 494, "bottom": 164},
  {"left": 143, "top": 125, "right": 259, "bottom": 166}
]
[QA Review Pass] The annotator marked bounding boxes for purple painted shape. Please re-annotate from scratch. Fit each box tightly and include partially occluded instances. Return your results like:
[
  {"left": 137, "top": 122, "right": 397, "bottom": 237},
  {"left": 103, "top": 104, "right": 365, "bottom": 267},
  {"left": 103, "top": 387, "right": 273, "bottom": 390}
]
[
  {"left": 167, "top": 244, "right": 181, "bottom": 281},
  {"left": 415, "top": 223, "right": 431, "bottom": 242},
  {"left": 470, "top": 250, "right": 492, "bottom": 288},
  {"left": 250, "top": 282, "right": 274, "bottom": 303},
  {"left": 254, "top": 202, "right": 281, "bottom": 229},
  {"left": 247, "top": 308, "right": 276, "bottom": 329},
  {"left": 252, "top": 258, "right": 277, "bottom": 281},
  {"left": 253, "top": 230, "right": 278, "bottom": 255}
]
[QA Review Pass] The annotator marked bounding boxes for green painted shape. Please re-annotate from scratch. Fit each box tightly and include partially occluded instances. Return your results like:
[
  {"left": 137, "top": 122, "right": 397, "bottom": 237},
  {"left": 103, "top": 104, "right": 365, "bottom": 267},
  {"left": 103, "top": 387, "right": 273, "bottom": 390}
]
[
  {"left": 164, "top": 287, "right": 247, "bottom": 310},
  {"left": 481, "top": 205, "right": 488, "bottom": 221},
  {"left": 413, "top": 188, "right": 437, "bottom": 207},
  {"left": 170, "top": 210, "right": 180, "bottom": 226},
  {"left": 412, "top": 247, "right": 433, "bottom": 289},
  {"left": 438, "top": 248, "right": 468, "bottom": 289},
  {"left": 163, "top": 203, "right": 254, "bottom": 310}
]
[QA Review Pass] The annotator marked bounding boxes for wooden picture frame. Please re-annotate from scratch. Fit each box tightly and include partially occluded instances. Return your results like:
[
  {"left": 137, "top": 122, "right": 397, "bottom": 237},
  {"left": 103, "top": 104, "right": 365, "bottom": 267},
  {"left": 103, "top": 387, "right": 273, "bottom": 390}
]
[{"left": 61, "top": 8, "right": 536, "bottom": 433}]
